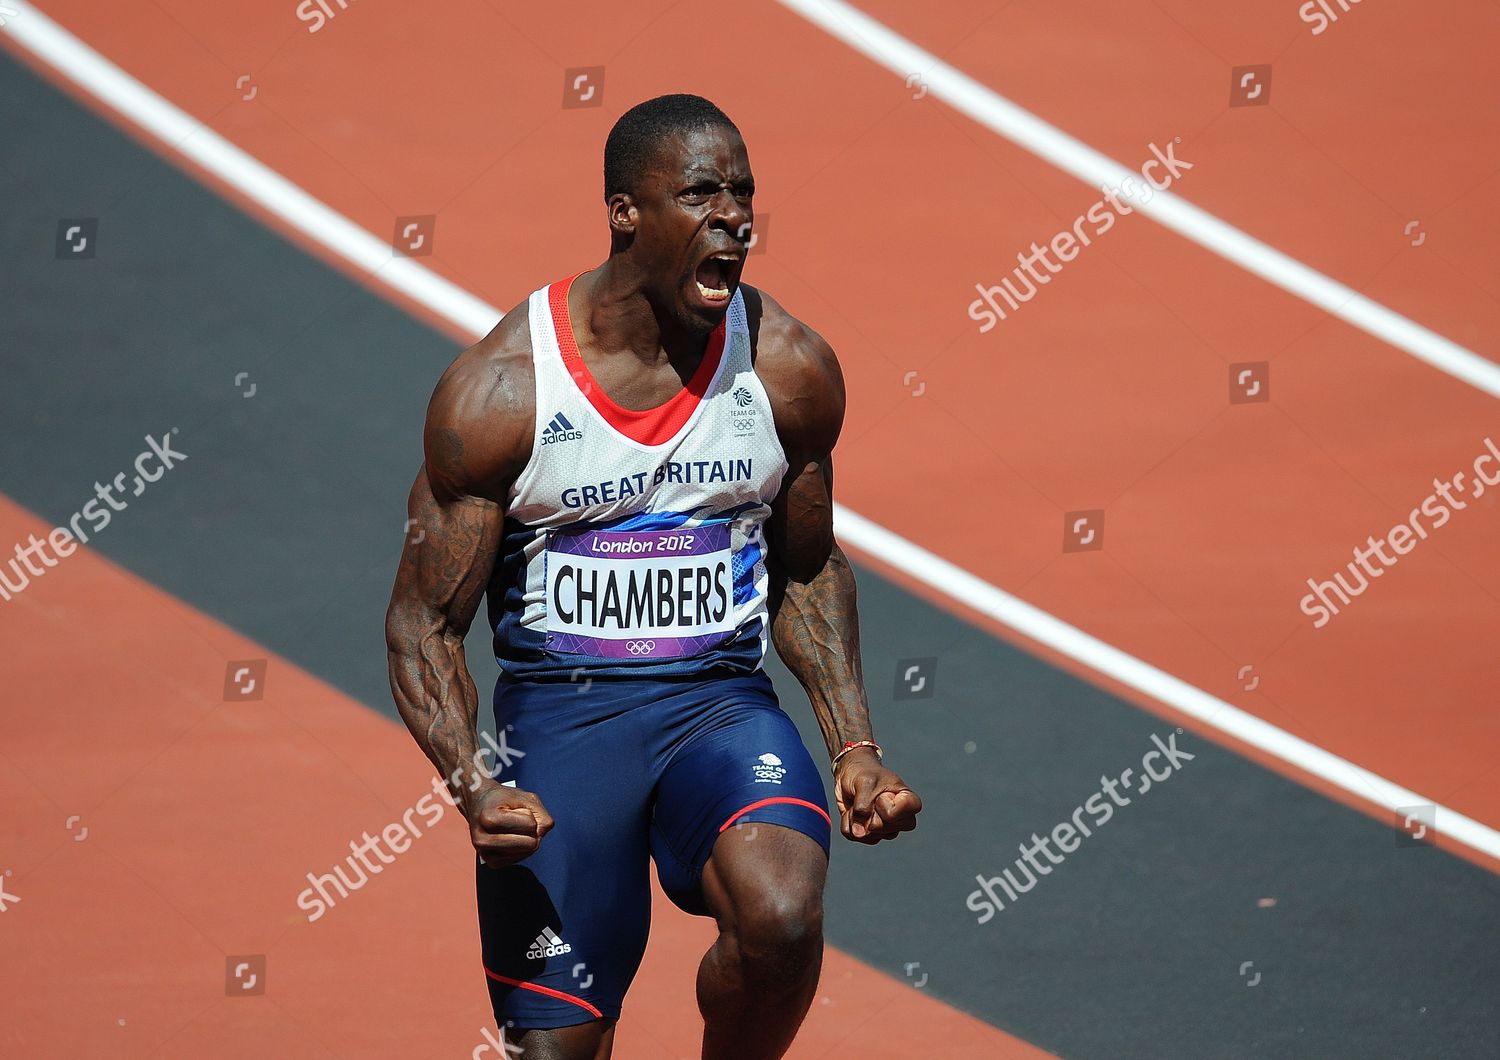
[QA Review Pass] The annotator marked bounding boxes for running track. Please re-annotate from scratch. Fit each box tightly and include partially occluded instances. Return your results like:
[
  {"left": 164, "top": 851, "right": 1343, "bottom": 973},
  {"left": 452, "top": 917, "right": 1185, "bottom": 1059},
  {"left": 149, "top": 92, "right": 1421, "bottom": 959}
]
[{"left": 2, "top": 2, "right": 1498, "bottom": 1057}]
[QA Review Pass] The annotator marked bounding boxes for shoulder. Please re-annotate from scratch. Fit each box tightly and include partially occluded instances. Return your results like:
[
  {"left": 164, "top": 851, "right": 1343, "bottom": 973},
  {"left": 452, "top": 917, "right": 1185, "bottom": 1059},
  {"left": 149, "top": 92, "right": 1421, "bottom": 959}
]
[
  {"left": 424, "top": 297, "right": 536, "bottom": 504},
  {"left": 740, "top": 285, "right": 845, "bottom": 464}
]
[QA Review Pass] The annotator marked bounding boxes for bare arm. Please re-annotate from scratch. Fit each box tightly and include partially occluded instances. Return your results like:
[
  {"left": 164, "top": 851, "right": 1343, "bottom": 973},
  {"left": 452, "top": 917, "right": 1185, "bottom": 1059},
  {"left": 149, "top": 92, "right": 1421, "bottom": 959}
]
[
  {"left": 384, "top": 317, "right": 552, "bottom": 866},
  {"left": 385, "top": 454, "right": 501, "bottom": 815},
  {"left": 769, "top": 460, "right": 872, "bottom": 761},
  {"left": 758, "top": 294, "right": 920, "bottom": 843}
]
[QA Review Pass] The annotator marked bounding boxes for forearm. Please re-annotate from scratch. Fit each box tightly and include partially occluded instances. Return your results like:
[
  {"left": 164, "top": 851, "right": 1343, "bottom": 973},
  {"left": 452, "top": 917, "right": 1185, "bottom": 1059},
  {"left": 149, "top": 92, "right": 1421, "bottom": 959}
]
[
  {"left": 386, "top": 610, "right": 493, "bottom": 815},
  {"left": 771, "top": 542, "right": 873, "bottom": 762}
]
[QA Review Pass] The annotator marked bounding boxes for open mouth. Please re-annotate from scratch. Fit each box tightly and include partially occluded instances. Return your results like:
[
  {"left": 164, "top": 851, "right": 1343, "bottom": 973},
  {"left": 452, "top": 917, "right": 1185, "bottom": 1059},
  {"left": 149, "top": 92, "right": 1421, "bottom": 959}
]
[{"left": 693, "top": 252, "right": 740, "bottom": 303}]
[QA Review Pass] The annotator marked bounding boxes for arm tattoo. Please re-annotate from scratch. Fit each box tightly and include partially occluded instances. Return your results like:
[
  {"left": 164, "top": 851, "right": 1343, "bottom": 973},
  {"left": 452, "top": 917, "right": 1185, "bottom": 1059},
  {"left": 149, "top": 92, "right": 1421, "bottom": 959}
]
[
  {"left": 771, "top": 543, "right": 873, "bottom": 762},
  {"left": 385, "top": 477, "right": 501, "bottom": 816}
]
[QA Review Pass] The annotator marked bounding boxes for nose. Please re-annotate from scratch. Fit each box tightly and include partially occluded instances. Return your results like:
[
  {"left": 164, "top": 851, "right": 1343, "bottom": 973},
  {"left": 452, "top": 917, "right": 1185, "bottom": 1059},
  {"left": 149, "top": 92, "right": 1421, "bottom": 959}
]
[{"left": 708, "top": 188, "right": 751, "bottom": 242}]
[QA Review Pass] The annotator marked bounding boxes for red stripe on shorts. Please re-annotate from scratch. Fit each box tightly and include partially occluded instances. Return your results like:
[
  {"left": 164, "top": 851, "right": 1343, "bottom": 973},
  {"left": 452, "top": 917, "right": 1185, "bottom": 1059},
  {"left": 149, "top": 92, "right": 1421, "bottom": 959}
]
[
  {"left": 718, "top": 796, "right": 832, "bottom": 833},
  {"left": 482, "top": 965, "right": 603, "bottom": 1019}
]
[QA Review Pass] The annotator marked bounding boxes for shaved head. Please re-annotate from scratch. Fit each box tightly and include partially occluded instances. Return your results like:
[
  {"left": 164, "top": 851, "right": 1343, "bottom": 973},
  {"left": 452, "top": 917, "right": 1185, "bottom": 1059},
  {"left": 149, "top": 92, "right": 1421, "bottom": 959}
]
[{"left": 604, "top": 94, "right": 739, "bottom": 199}]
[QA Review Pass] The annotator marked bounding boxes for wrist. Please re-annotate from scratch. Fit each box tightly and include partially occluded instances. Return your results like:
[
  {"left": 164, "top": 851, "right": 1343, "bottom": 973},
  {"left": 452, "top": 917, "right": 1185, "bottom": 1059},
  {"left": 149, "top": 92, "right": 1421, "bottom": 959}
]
[
  {"left": 455, "top": 777, "right": 506, "bottom": 821},
  {"left": 831, "top": 739, "right": 881, "bottom": 774}
]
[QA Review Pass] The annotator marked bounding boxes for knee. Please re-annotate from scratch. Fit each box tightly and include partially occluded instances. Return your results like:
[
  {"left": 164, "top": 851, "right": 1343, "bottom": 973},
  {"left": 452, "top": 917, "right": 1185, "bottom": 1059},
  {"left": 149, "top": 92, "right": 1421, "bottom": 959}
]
[{"left": 730, "top": 888, "right": 823, "bottom": 973}]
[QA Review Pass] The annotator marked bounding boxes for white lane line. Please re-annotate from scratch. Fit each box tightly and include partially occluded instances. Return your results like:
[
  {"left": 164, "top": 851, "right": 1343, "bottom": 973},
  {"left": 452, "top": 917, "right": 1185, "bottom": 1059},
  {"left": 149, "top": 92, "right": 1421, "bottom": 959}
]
[
  {"left": 775, "top": 0, "right": 1500, "bottom": 401},
  {"left": 10, "top": 1, "right": 1499, "bottom": 864}
]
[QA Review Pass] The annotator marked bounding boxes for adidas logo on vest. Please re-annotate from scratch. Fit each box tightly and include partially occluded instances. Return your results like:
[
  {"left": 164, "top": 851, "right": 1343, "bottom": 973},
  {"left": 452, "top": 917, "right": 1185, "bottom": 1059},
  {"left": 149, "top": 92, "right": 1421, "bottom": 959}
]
[
  {"left": 541, "top": 411, "right": 582, "bottom": 445},
  {"left": 526, "top": 926, "right": 573, "bottom": 959}
]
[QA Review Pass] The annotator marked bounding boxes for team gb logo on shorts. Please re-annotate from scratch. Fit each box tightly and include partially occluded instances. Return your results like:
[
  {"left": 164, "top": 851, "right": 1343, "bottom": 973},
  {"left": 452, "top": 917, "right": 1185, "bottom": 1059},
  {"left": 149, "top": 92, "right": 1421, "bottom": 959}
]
[{"left": 753, "top": 752, "right": 785, "bottom": 784}]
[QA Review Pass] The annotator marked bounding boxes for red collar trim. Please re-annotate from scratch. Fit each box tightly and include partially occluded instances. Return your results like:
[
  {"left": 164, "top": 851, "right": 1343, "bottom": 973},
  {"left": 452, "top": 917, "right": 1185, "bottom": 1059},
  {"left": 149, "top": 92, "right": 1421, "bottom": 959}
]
[{"left": 548, "top": 273, "right": 726, "bottom": 446}]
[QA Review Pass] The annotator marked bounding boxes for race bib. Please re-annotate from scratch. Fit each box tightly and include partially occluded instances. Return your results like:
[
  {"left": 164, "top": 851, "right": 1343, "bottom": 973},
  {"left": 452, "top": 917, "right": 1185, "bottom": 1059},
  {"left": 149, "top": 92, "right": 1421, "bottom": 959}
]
[{"left": 544, "top": 523, "right": 735, "bottom": 660}]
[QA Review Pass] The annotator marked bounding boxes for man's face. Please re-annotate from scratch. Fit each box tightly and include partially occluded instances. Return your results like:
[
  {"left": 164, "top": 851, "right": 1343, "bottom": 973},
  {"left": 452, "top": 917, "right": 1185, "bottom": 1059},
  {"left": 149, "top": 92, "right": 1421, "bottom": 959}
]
[{"left": 626, "top": 125, "right": 754, "bottom": 332}]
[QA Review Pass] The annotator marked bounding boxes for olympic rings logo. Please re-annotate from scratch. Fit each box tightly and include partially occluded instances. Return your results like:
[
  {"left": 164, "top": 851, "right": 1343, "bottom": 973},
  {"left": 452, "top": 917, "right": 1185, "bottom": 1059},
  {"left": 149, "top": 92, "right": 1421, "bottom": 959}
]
[{"left": 625, "top": 640, "right": 656, "bottom": 655}]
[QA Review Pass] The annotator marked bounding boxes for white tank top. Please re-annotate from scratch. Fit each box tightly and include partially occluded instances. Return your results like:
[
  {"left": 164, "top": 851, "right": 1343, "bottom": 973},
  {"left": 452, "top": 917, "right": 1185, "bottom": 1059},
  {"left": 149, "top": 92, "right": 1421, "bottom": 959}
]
[{"left": 488, "top": 273, "right": 790, "bottom": 678}]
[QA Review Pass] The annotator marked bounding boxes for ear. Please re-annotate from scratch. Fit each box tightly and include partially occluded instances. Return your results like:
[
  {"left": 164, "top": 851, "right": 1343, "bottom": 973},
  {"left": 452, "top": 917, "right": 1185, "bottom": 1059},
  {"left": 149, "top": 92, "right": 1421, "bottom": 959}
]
[{"left": 607, "top": 192, "right": 637, "bottom": 238}]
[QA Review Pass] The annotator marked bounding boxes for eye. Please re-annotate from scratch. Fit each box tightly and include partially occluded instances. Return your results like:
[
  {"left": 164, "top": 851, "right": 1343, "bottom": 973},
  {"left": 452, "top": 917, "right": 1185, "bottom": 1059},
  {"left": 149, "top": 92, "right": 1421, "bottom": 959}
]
[
  {"left": 734, "top": 185, "right": 754, "bottom": 202},
  {"left": 680, "top": 183, "right": 717, "bottom": 205}
]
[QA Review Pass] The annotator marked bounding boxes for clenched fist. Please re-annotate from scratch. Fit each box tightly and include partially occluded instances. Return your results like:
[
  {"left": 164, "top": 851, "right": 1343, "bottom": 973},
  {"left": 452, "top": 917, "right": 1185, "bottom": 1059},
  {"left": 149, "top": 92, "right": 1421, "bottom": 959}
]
[
  {"left": 834, "top": 749, "right": 921, "bottom": 844},
  {"left": 468, "top": 784, "right": 555, "bottom": 868}
]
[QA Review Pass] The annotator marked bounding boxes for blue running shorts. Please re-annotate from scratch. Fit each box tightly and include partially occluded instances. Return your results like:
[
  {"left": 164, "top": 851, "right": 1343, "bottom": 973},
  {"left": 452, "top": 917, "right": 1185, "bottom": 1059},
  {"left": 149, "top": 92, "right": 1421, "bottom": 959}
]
[{"left": 475, "top": 669, "right": 831, "bottom": 1030}]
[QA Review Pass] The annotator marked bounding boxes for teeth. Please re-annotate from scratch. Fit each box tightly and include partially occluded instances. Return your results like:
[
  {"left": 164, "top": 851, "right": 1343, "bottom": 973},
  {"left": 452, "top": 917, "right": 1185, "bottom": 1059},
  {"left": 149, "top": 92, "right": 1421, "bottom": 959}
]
[{"left": 696, "top": 281, "right": 730, "bottom": 301}]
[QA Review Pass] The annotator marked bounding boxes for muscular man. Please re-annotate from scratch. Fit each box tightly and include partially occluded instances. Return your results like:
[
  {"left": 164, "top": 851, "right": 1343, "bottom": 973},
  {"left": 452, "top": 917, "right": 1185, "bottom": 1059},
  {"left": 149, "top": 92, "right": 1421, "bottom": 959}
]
[{"left": 385, "top": 94, "right": 921, "bottom": 1060}]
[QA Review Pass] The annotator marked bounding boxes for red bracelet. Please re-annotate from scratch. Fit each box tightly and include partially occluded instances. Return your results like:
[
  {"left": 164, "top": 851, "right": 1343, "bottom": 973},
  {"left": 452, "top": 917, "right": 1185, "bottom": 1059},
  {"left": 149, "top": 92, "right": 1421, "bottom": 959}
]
[{"left": 831, "top": 740, "right": 882, "bottom": 772}]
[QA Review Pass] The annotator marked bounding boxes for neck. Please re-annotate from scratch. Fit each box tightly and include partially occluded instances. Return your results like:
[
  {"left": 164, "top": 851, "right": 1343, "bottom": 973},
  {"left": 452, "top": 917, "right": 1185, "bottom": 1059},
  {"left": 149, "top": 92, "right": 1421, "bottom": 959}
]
[{"left": 579, "top": 257, "right": 714, "bottom": 369}]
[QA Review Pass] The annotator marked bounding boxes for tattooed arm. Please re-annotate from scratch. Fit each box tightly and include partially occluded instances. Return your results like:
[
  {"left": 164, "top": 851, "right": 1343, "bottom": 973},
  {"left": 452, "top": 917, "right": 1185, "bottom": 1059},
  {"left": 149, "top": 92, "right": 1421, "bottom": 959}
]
[
  {"left": 384, "top": 311, "right": 554, "bottom": 868},
  {"left": 755, "top": 290, "right": 922, "bottom": 844}
]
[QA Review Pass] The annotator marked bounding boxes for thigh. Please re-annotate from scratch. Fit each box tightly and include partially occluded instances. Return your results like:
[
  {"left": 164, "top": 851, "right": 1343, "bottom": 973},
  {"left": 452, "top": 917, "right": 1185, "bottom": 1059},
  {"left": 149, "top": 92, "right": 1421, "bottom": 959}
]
[
  {"left": 479, "top": 680, "right": 653, "bottom": 1031},
  {"left": 700, "top": 821, "right": 829, "bottom": 938},
  {"left": 508, "top": 1021, "right": 617, "bottom": 1060},
  {"left": 648, "top": 674, "right": 831, "bottom": 916}
]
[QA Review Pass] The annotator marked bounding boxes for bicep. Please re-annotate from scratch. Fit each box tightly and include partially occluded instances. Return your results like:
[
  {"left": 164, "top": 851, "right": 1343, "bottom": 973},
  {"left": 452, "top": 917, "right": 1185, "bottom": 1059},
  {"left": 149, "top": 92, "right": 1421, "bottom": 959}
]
[
  {"left": 769, "top": 455, "right": 835, "bottom": 584},
  {"left": 389, "top": 463, "right": 503, "bottom": 636},
  {"left": 759, "top": 313, "right": 845, "bottom": 583},
  {"left": 392, "top": 344, "right": 527, "bottom": 637}
]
